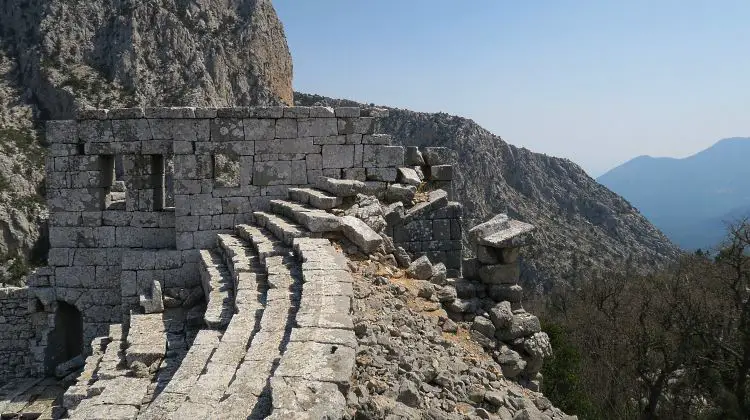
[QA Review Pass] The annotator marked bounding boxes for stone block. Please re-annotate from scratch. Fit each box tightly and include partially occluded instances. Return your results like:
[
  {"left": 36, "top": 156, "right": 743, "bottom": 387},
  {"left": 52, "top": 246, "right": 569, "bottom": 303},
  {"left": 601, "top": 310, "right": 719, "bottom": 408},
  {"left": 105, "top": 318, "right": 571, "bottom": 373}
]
[
  {"left": 433, "top": 219, "right": 451, "bottom": 241},
  {"left": 211, "top": 118, "right": 244, "bottom": 142},
  {"left": 298, "top": 118, "right": 338, "bottom": 137},
  {"left": 46, "top": 120, "right": 78, "bottom": 144},
  {"left": 255, "top": 138, "right": 320, "bottom": 154},
  {"left": 309, "top": 106, "right": 335, "bottom": 118},
  {"left": 478, "top": 263, "right": 520, "bottom": 284},
  {"left": 253, "top": 161, "right": 294, "bottom": 186},
  {"left": 334, "top": 107, "right": 360, "bottom": 117},
  {"left": 275, "top": 118, "right": 298, "bottom": 138},
  {"left": 362, "top": 134, "right": 391, "bottom": 145},
  {"left": 78, "top": 119, "right": 114, "bottom": 143},
  {"left": 249, "top": 106, "right": 284, "bottom": 118},
  {"left": 283, "top": 106, "right": 311, "bottom": 118},
  {"left": 366, "top": 168, "right": 397, "bottom": 182},
  {"left": 145, "top": 106, "right": 195, "bottom": 118},
  {"left": 342, "top": 167, "right": 366, "bottom": 181},
  {"left": 363, "top": 145, "right": 404, "bottom": 168},
  {"left": 428, "top": 164, "right": 453, "bottom": 181},
  {"left": 322, "top": 145, "right": 355, "bottom": 168},
  {"left": 213, "top": 154, "right": 241, "bottom": 188},
  {"left": 244, "top": 118, "right": 276, "bottom": 141},
  {"left": 337, "top": 118, "right": 374, "bottom": 135}
]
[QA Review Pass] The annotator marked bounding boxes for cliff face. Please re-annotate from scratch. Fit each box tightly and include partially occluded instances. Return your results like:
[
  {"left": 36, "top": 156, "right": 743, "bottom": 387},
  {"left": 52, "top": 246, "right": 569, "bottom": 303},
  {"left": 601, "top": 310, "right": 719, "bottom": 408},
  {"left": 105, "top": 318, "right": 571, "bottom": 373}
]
[
  {"left": 0, "top": 0, "right": 293, "bottom": 283},
  {"left": 296, "top": 93, "right": 681, "bottom": 289}
]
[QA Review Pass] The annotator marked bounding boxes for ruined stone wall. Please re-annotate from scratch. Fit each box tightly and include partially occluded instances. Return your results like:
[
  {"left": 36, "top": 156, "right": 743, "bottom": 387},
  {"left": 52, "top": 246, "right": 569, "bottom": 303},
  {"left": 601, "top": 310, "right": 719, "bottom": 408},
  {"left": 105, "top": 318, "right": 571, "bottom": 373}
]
[
  {"left": 37, "top": 106, "right": 402, "bottom": 345},
  {"left": 0, "top": 287, "right": 33, "bottom": 381},
  {"left": 387, "top": 146, "right": 462, "bottom": 276}
]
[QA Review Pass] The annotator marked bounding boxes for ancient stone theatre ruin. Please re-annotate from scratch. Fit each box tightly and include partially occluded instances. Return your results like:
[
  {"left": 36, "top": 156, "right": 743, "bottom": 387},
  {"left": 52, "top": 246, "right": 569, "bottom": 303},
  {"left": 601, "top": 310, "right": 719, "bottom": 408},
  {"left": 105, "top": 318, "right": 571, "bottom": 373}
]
[{"left": 0, "top": 106, "right": 552, "bottom": 419}]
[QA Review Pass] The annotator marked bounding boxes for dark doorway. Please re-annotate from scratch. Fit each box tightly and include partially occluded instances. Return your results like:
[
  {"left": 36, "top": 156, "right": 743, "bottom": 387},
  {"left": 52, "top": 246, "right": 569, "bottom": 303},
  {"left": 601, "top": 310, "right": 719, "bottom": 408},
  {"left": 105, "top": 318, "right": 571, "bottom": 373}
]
[{"left": 45, "top": 301, "right": 84, "bottom": 375}]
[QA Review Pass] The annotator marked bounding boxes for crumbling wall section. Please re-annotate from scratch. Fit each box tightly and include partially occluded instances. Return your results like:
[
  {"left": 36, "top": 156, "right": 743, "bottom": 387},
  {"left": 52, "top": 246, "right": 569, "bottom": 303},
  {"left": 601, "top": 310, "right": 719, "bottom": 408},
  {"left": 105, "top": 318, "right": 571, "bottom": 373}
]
[
  {"left": 0, "top": 286, "right": 33, "bottom": 381},
  {"left": 388, "top": 146, "right": 462, "bottom": 276}
]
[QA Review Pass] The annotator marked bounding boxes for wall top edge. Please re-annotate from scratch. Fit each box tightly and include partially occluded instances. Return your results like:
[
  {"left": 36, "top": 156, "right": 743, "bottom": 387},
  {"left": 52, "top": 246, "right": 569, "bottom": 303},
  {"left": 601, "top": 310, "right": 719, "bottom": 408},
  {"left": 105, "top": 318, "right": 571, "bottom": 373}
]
[{"left": 62, "top": 106, "right": 389, "bottom": 121}]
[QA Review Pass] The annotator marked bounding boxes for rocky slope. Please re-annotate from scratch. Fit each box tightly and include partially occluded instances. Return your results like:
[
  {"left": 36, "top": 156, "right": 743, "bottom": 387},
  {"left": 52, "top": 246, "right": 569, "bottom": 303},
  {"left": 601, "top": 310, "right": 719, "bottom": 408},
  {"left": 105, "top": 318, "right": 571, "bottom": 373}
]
[
  {"left": 296, "top": 93, "right": 681, "bottom": 290},
  {"left": 0, "top": 0, "right": 293, "bottom": 284}
]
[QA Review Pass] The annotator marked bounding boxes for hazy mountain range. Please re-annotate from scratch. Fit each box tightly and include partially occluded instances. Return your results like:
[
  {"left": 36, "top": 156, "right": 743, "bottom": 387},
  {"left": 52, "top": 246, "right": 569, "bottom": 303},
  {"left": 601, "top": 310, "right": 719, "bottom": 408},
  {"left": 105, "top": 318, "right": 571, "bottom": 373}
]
[{"left": 598, "top": 138, "right": 750, "bottom": 250}]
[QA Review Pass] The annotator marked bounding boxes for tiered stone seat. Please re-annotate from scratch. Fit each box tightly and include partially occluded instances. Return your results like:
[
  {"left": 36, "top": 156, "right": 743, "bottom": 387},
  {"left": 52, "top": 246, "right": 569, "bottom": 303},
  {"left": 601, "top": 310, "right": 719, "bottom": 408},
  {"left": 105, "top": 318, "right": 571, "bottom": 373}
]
[
  {"left": 313, "top": 177, "right": 366, "bottom": 197},
  {"left": 198, "top": 250, "right": 234, "bottom": 329},
  {"left": 267, "top": 237, "right": 357, "bottom": 419},
  {"left": 137, "top": 329, "right": 223, "bottom": 420},
  {"left": 214, "top": 227, "right": 300, "bottom": 419},
  {"left": 125, "top": 314, "right": 166, "bottom": 368},
  {"left": 288, "top": 187, "right": 343, "bottom": 209},
  {"left": 269, "top": 199, "right": 342, "bottom": 233},
  {"left": 253, "top": 211, "right": 310, "bottom": 246}
]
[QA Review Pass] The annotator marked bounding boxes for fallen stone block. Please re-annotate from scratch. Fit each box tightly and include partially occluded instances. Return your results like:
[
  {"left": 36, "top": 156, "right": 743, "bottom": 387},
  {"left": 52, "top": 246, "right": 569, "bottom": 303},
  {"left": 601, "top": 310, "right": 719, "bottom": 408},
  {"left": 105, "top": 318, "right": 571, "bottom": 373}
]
[
  {"left": 339, "top": 216, "right": 383, "bottom": 253},
  {"left": 139, "top": 279, "right": 164, "bottom": 314},
  {"left": 407, "top": 255, "right": 433, "bottom": 280}
]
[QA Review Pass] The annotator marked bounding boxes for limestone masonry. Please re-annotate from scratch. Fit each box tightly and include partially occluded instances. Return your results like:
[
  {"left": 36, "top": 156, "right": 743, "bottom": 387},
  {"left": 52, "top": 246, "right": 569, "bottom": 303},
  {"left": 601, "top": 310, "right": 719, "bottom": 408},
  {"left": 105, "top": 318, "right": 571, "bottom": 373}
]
[{"left": 0, "top": 106, "right": 558, "bottom": 419}]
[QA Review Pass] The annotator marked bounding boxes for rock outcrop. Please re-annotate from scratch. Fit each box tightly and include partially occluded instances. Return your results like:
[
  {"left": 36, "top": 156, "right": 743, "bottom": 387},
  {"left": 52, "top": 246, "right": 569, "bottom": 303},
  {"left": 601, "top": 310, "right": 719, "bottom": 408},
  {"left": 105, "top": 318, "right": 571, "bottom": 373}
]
[
  {"left": 0, "top": 0, "right": 294, "bottom": 283},
  {"left": 295, "top": 93, "right": 682, "bottom": 290}
]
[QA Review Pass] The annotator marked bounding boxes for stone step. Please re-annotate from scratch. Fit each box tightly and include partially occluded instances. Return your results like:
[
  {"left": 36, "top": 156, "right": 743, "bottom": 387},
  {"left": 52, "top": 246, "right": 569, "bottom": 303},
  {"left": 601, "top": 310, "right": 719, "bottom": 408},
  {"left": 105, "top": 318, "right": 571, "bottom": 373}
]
[
  {"left": 198, "top": 249, "right": 235, "bottom": 329},
  {"left": 147, "top": 239, "right": 267, "bottom": 419},
  {"left": 287, "top": 187, "right": 343, "bottom": 210},
  {"left": 253, "top": 211, "right": 310, "bottom": 246},
  {"left": 313, "top": 176, "right": 365, "bottom": 197},
  {"left": 339, "top": 215, "right": 383, "bottom": 253},
  {"left": 217, "top": 233, "right": 263, "bottom": 288},
  {"left": 214, "top": 225, "right": 301, "bottom": 419},
  {"left": 269, "top": 199, "right": 341, "bottom": 233},
  {"left": 268, "top": 237, "right": 356, "bottom": 419},
  {"left": 125, "top": 313, "right": 166, "bottom": 369},
  {"left": 136, "top": 329, "right": 222, "bottom": 419},
  {"left": 235, "top": 224, "right": 291, "bottom": 263}
]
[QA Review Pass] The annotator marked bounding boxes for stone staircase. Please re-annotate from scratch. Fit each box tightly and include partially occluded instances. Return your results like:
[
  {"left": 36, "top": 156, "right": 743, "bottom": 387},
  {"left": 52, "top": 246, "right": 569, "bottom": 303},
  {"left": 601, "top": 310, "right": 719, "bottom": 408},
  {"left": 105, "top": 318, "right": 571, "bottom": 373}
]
[
  {"left": 62, "top": 179, "right": 381, "bottom": 419},
  {"left": 59, "top": 174, "right": 456, "bottom": 419}
]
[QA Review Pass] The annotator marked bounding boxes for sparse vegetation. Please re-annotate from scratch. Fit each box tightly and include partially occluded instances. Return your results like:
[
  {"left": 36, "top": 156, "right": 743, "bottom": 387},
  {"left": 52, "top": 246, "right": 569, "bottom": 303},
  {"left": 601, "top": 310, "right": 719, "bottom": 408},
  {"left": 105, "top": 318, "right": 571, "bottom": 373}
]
[{"left": 537, "top": 220, "right": 750, "bottom": 419}]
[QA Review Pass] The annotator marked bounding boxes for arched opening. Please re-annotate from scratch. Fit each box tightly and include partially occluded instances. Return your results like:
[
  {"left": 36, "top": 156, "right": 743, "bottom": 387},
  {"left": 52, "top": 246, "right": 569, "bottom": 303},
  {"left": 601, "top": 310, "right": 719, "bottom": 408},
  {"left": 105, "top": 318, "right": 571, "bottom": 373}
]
[{"left": 44, "top": 301, "right": 84, "bottom": 375}]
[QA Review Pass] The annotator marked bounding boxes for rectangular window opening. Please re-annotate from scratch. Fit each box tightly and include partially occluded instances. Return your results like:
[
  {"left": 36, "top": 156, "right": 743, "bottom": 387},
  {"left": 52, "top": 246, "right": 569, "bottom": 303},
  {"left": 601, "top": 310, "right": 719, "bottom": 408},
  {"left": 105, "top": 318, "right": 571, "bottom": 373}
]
[
  {"left": 101, "top": 155, "right": 126, "bottom": 210},
  {"left": 151, "top": 155, "right": 166, "bottom": 211}
]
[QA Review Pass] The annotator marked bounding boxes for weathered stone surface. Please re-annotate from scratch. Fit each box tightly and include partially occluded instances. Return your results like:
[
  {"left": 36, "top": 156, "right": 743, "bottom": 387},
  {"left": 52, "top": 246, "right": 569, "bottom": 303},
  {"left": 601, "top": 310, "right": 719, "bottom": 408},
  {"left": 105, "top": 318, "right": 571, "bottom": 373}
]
[
  {"left": 139, "top": 279, "right": 164, "bottom": 314},
  {"left": 489, "top": 301, "right": 513, "bottom": 329},
  {"left": 314, "top": 177, "right": 365, "bottom": 197},
  {"left": 407, "top": 255, "right": 433, "bottom": 280},
  {"left": 340, "top": 216, "right": 383, "bottom": 253},
  {"left": 404, "top": 146, "right": 425, "bottom": 166},
  {"left": 275, "top": 341, "right": 356, "bottom": 385},
  {"left": 478, "top": 263, "right": 520, "bottom": 285},
  {"left": 496, "top": 312, "right": 542, "bottom": 341},
  {"left": 397, "top": 167, "right": 422, "bottom": 186},
  {"left": 288, "top": 188, "right": 343, "bottom": 210},
  {"left": 385, "top": 183, "right": 416, "bottom": 204},
  {"left": 269, "top": 377, "right": 346, "bottom": 419}
]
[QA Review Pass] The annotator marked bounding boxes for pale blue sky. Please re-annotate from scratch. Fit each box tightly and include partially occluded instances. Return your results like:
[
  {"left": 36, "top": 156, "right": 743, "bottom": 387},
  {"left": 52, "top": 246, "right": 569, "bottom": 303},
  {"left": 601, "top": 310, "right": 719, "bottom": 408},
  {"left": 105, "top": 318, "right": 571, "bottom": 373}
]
[{"left": 274, "top": 1, "right": 750, "bottom": 176}]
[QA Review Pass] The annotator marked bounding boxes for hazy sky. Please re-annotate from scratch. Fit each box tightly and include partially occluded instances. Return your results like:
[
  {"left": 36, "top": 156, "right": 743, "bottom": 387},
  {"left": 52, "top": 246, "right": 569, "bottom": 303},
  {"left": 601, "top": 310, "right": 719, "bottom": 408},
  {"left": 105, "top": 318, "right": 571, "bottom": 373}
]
[{"left": 273, "top": 1, "right": 750, "bottom": 177}]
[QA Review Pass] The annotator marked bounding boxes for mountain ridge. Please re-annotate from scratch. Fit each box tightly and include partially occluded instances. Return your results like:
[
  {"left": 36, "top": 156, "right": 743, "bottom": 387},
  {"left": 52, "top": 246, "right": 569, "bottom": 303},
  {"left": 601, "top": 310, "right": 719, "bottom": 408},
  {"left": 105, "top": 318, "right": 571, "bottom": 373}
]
[{"left": 598, "top": 137, "right": 750, "bottom": 250}]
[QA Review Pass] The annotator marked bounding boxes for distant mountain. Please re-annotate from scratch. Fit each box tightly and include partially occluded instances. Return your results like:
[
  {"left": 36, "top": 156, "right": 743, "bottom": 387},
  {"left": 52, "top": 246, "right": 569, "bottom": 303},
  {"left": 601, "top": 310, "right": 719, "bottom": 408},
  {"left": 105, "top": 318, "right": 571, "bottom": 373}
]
[
  {"left": 296, "top": 93, "right": 680, "bottom": 290},
  {"left": 598, "top": 138, "right": 750, "bottom": 250}
]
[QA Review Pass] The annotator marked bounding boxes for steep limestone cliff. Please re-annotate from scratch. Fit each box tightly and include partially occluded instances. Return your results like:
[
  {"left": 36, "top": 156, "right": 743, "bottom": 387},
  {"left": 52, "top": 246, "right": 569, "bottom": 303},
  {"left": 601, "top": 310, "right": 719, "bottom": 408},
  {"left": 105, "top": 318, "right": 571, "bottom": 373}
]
[
  {"left": 0, "top": 0, "right": 293, "bottom": 283},
  {"left": 295, "top": 93, "right": 681, "bottom": 290}
]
